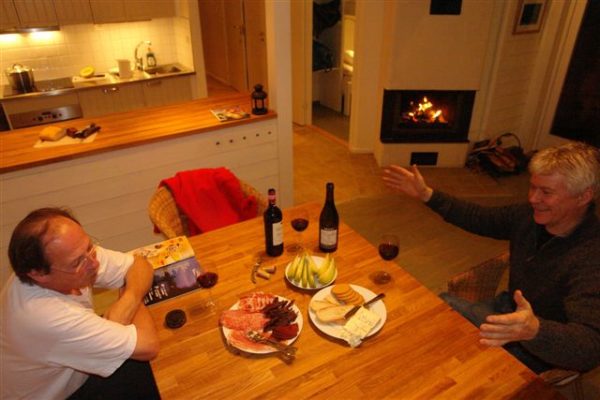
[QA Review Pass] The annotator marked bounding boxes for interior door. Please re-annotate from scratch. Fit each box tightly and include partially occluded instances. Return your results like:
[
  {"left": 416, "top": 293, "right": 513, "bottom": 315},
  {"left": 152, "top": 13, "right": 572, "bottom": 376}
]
[
  {"left": 224, "top": 0, "right": 248, "bottom": 92},
  {"left": 243, "top": 0, "right": 267, "bottom": 90}
]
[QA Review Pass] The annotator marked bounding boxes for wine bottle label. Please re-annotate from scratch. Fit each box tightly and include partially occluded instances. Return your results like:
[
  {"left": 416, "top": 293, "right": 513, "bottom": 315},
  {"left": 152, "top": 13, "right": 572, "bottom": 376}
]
[
  {"left": 272, "top": 221, "right": 283, "bottom": 246},
  {"left": 320, "top": 228, "right": 337, "bottom": 247}
]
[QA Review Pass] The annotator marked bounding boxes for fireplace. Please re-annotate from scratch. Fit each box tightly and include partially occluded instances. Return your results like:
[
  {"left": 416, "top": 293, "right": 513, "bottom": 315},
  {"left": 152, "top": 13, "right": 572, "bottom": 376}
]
[{"left": 380, "top": 89, "right": 476, "bottom": 143}]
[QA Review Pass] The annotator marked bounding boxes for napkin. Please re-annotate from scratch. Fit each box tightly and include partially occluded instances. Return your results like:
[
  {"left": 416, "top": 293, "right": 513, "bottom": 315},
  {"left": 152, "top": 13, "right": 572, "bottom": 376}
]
[
  {"left": 34, "top": 133, "right": 97, "bottom": 148},
  {"left": 339, "top": 306, "right": 381, "bottom": 347}
]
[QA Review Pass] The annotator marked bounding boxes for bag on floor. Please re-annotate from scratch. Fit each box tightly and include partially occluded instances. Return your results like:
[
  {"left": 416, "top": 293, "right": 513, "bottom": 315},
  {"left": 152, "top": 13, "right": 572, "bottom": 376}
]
[{"left": 466, "top": 133, "right": 529, "bottom": 177}]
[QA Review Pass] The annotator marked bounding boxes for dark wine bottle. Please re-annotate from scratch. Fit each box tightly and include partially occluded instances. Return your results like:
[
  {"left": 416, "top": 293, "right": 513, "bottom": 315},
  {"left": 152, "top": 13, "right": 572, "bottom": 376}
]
[
  {"left": 319, "top": 182, "right": 339, "bottom": 252},
  {"left": 263, "top": 188, "right": 283, "bottom": 256}
]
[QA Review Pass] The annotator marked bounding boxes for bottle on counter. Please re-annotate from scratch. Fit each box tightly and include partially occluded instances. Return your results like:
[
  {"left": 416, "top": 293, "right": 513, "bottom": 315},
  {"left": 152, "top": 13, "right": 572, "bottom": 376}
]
[
  {"left": 146, "top": 48, "right": 157, "bottom": 68},
  {"left": 264, "top": 188, "right": 283, "bottom": 257},
  {"left": 319, "top": 182, "right": 339, "bottom": 252}
]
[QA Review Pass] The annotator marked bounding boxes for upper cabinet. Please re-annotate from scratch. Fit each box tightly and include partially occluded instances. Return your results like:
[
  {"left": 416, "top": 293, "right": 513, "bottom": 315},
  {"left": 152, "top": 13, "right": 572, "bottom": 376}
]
[
  {"left": 0, "top": 1, "right": 20, "bottom": 31},
  {"left": 89, "top": 0, "right": 174, "bottom": 24},
  {"left": 1, "top": 0, "right": 175, "bottom": 31},
  {"left": 124, "top": 0, "right": 175, "bottom": 21},
  {"left": 54, "top": 0, "right": 94, "bottom": 25},
  {"left": 0, "top": 0, "right": 58, "bottom": 31}
]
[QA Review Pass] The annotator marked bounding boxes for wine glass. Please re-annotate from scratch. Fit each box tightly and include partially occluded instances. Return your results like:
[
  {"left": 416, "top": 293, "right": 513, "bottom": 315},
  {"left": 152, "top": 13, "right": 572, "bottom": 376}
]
[
  {"left": 196, "top": 260, "right": 219, "bottom": 311},
  {"left": 371, "top": 234, "right": 399, "bottom": 284},
  {"left": 289, "top": 209, "right": 309, "bottom": 253}
]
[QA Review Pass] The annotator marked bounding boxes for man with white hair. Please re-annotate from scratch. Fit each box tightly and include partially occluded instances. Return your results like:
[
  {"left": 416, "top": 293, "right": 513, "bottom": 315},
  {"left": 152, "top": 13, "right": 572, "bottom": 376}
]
[{"left": 383, "top": 141, "right": 600, "bottom": 373}]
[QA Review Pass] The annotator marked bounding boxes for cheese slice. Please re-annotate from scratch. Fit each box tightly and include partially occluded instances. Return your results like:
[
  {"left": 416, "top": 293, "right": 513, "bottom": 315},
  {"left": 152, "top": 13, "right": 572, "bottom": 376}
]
[{"left": 340, "top": 307, "right": 381, "bottom": 347}]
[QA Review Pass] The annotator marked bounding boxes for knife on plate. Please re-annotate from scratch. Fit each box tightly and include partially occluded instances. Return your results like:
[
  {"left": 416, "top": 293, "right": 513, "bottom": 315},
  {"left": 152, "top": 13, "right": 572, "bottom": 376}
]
[{"left": 344, "top": 292, "right": 385, "bottom": 319}]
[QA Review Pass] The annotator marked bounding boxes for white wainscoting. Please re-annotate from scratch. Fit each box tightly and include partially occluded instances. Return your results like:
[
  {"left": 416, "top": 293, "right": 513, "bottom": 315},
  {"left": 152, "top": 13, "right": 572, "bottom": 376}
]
[{"left": 0, "top": 120, "right": 278, "bottom": 287}]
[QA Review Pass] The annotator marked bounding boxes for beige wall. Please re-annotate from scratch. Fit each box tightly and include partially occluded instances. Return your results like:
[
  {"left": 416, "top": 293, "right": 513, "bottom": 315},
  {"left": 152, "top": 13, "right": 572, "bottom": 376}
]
[{"left": 384, "top": 1, "right": 494, "bottom": 90}]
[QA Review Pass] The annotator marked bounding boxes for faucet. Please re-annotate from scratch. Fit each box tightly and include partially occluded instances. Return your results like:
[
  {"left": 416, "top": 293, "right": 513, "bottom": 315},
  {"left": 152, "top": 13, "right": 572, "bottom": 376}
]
[{"left": 134, "top": 40, "right": 152, "bottom": 71}]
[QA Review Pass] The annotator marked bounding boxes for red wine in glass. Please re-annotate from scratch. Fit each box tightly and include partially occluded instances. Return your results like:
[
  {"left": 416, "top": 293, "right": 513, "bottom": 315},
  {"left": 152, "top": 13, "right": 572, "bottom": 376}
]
[
  {"left": 197, "top": 272, "right": 218, "bottom": 288},
  {"left": 378, "top": 243, "right": 399, "bottom": 260},
  {"left": 291, "top": 218, "right": 309, "bottom": 232}
]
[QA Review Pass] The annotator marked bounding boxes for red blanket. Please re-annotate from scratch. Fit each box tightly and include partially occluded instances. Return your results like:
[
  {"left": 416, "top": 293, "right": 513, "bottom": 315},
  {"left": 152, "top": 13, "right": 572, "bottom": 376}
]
[{"left": 160, "top": 168, "right": 258, "bottom": 235}]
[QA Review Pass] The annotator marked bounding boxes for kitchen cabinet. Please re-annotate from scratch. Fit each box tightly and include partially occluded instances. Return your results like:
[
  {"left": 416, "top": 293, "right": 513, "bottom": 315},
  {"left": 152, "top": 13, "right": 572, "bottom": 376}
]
[
  {"left": 124, "top": 0, "right": 175, "bottom": 21},
  {"left": 53, "top": 0, "right": 94, "bottom": 25},
  {"left": 78, "top": 84, "right": 145, "bottom": 118},
  {"left": 0, "top": 0, "right": 58, "bottom": 31},
  {"left": 89, "top": 0, "right": 174, "bottom": 24},
  {"left": 2, "top": 93, "right": 79, "bottom": 116},
  {"left": 0, "top": 0, "right": 20, "bottom": 32},
  {"left": 142, "top": 76, "right": 193, "bottom": 108}
]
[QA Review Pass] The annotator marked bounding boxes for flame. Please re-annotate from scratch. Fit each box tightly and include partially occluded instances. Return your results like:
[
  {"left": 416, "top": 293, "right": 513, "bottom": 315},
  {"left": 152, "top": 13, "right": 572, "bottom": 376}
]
[{"left": 403, "top": 96, "right": 445, "bottom": 124}]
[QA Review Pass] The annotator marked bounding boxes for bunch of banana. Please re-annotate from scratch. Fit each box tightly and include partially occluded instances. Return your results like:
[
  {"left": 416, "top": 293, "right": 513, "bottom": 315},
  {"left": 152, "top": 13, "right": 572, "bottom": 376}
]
[{"left": 285, "top": 251, "right": 336, "bottom": 289}]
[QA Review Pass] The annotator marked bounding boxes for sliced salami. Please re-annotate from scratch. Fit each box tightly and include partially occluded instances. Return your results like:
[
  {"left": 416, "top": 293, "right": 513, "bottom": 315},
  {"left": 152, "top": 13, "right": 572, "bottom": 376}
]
[{"left": 219, "top": 309, "right": 268, "bottom": 331}]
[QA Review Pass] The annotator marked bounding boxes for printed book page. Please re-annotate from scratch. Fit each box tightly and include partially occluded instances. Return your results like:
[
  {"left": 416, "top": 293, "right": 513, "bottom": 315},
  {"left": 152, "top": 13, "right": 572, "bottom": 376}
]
[{"left": 131, "top": 236, "right": 204, "bottom": 305}]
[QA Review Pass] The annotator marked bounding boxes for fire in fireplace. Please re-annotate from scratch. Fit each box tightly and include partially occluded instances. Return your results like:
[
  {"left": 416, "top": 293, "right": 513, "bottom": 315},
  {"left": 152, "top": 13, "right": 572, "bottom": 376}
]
[{"left": 380, "top": 89, "right": 476, "bottom": 143}]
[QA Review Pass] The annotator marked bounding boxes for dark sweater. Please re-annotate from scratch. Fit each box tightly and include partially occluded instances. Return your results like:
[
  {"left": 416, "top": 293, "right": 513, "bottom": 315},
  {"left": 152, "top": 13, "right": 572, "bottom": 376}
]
[{"left": 427, "top": 190, "right": 600, "bottom": 371}]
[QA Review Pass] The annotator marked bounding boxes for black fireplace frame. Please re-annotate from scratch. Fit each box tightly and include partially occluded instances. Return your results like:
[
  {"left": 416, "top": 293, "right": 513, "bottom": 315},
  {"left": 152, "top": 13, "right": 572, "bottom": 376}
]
[{"left": 380, "top": 89, "right": 476, "bottom": 143}]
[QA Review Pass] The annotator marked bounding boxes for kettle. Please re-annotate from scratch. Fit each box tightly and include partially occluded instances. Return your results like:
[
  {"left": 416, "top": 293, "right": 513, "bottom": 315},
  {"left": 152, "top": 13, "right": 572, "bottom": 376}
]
[{"left": 6, "top": 63, "right": 35, "bottom": 93}]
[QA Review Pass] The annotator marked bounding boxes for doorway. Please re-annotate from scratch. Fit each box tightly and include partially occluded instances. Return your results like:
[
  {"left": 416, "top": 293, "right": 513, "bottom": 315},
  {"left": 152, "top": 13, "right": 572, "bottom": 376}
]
[
  {"left": 294, "top": 0, "right": 355, "bottom": 143},
  {"left": 198, "top": 0, "right": 268, "bottom": 96}
]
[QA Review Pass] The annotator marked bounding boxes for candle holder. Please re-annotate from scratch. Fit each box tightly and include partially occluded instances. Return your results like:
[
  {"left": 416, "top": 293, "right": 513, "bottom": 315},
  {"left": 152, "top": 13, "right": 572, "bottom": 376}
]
[{"left": 251, "top": 84, "right": 268, "bottom": 115}]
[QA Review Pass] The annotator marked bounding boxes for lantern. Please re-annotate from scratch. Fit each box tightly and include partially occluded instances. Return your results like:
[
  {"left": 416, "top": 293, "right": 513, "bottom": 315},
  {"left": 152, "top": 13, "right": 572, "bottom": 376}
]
[{"left": 251, "top": 84, "right": 268, "bottom": 115}]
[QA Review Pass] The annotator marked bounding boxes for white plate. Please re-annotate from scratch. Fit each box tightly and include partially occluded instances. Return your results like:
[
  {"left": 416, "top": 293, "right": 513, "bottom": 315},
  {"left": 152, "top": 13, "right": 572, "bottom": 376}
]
[
  {"left": 284, "top": 255, "right": 337, "bottom": 290},
  {"left": 308, "top": 285, "right": 386, "bottom": 340},
  {"left": 222, "top": 295, "right": 303, "bottom": 354}
]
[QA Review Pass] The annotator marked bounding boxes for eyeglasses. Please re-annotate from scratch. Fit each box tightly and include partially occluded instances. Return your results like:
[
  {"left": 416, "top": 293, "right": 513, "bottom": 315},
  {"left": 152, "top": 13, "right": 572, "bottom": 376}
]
[{"left": 52, "top": 241, "right": 98, "bottom": 275}]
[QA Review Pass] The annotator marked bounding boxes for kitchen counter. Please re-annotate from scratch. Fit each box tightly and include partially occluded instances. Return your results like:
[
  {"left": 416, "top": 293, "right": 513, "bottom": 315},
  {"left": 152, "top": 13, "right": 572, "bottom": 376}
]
[
  {"left": 0, "top": 63, "right": 194, "bottom": 100},
  {"left": 0, "top": 93, "right": 275, "bottom": 173}
]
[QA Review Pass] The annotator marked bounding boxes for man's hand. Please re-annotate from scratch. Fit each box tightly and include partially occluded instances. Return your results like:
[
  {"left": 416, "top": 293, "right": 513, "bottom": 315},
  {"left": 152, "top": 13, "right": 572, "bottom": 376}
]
[
  {"left": 479, "top": 290, "right": 540, "bottom": 346},
  {"left": 382, "top": 164, "right": 433, "bottom": 202},
  {"left": 103, "top": 256, "right": 154, "bottom": 325}
]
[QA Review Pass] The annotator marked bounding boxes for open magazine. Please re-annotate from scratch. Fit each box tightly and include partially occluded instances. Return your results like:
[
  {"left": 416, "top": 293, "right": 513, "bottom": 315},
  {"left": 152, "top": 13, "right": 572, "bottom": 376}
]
[
  {"left": 210, "top": 105, "right": 250, "bottom": 122},
  {"left": 131, "top": 236, "right": 203, "bottom": 305}
]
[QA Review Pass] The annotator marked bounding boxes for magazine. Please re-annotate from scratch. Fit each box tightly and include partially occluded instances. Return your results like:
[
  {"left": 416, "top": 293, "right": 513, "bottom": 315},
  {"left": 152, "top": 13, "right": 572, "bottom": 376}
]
[
  {"left": 210, "top": 105, "right": 250, "bottom": 122},
  {"left": 131, "top": 236, "right": 203, "bottom": 305}
]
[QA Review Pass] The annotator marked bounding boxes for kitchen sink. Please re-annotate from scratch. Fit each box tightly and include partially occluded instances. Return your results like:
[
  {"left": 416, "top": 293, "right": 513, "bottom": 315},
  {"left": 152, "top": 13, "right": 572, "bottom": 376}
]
[{"left": 144, "top": 64, "right": 182, "bottom": 76}]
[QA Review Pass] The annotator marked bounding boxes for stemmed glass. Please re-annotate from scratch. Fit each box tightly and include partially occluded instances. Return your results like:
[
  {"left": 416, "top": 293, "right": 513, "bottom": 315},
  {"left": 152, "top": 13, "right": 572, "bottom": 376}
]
[
  {"left": 289, "top": 209, "right": 309, "bottom": 253},
  {"left": 196, "top": 260, "right": 219, "bottom": 311},
  {"left": 371, "top": 234, "right": 399, "bottom": 284}
]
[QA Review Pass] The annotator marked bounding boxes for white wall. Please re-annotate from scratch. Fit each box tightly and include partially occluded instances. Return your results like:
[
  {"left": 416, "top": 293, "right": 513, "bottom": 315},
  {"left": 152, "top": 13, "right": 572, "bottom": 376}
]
[{"left": 0, "top": 17, "right": 192, "bottom": 86}]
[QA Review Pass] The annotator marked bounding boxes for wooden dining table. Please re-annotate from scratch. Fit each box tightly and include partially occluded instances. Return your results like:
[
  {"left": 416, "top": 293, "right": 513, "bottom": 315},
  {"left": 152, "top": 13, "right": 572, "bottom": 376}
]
[{"left": 148, "top": 202, "right": 564, "bottom": 399}]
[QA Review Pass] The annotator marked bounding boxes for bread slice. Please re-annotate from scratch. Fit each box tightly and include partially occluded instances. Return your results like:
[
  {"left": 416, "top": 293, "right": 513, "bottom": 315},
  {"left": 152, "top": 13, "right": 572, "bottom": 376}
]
[
  {"left": 39, "top": 126, "right": 66, "bottom": 141},
  {"left": 309, "top": 300, "right": 337, "bottom": 313},
  {"left": 316, "top": 305, "right": 354, "bottom": 323}
]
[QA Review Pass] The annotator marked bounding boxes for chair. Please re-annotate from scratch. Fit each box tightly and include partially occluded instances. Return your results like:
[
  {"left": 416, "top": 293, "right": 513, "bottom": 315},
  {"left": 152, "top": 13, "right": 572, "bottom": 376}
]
[
  {"left": 148, "top": 175, "right": 268, "bottom": 239},
  {"left": 447, "top": 252, "right": 585, "bottom": 400}
]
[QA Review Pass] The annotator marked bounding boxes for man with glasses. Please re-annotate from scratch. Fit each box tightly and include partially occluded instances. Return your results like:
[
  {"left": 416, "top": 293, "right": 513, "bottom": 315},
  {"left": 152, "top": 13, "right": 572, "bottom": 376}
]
[{"left": 1, "top": 208, "right": 160, "bottom": 399}]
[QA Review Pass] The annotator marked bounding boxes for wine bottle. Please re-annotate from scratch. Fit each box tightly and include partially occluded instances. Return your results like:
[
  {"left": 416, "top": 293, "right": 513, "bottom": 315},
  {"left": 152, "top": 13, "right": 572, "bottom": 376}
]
[
  {"left": 264, "top": 188, "right": 283, "bottom": 256},
  {"left": 319, "top": 182, "right": 339, "bottom": 252}
]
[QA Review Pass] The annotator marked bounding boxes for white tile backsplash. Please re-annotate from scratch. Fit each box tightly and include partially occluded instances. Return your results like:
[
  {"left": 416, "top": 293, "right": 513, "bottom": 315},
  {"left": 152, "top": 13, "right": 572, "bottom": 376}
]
[{"left": 0, "top": 17, "right": 192, "bottom": 87}]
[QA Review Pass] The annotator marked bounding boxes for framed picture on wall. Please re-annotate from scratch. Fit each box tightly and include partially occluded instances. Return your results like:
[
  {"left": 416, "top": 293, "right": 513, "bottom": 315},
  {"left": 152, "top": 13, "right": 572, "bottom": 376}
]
[{"left": 513, "top": 0, "right": 548, "bottom": 34}]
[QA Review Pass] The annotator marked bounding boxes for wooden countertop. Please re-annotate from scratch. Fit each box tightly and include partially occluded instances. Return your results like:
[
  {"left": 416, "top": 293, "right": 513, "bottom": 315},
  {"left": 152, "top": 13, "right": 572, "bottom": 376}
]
[
  {"left": 0, "top": 93, "right": 276, "bottom": 173},
  {"left": 148, "top": 202, "right": 564, "bottom": 400}
]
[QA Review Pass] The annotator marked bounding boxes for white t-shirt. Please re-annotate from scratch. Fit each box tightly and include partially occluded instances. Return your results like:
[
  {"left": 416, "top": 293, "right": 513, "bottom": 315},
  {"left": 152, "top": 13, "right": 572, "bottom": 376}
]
[{"left": 0, "top": 247, "right": 138, "bottom": 400}]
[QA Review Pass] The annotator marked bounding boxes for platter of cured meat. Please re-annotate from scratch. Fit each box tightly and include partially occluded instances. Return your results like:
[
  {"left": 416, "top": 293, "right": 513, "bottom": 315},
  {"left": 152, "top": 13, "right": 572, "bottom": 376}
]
[{"left": 220, "top": 292, "right": 303, "bottom": 354}]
